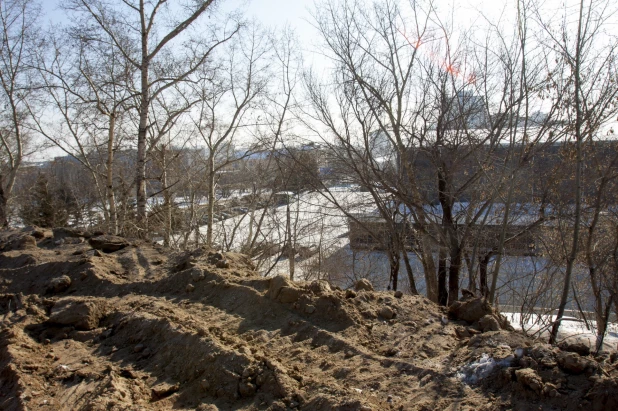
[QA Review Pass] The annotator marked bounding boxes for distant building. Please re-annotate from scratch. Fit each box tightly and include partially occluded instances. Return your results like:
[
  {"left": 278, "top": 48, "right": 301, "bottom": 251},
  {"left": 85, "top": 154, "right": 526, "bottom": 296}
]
[{"left": 348, "top": 204, "right": 544, "bottom": 256}]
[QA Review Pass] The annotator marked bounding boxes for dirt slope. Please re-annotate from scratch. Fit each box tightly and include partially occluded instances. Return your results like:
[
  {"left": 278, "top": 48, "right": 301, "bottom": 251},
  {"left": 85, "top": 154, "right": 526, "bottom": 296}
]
[{"left": 0, "top": 227, "right": 617, "bottom": 411}]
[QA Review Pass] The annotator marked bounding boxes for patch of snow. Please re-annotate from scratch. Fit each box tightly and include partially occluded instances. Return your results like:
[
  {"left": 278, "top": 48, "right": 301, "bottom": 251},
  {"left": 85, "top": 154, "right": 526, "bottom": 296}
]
[
  {"left": 456, "top": 353, "right": 514, "bottom": 384},
  {"left": 504, "top": 312, "right": 618, "bottom": 352}
]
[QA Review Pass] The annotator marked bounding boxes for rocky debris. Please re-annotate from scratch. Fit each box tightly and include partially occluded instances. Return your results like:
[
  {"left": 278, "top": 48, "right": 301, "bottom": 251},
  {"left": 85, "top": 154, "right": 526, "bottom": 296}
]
[
  {"left": 354, "top": 279, "right": 374, "bottom": 292},
  {"left": 47, "top": 275, "right": 72, "bottom": 293},
  {"left": 190, "top": 268, "right": 205, "bottom": 282},
  {"left": 88, "top": 235, "right": 129, "bottom": 253},
  {"left": 48, "top": 298, "right": 105, "bottom": 330},
  {"left": 378, "top": 306, "right": 395, "bottom": 320},
  {"left": 53, "top": 227, "right": 90, "bottom": 241},
  {"left": 557, "top": 351, "right": 593, "bottom": 374},
  {"left": 455, "top": 326, "right": 472, "bottom": 339},
  {"left": 0, "top": 233, "right": 37, "bottom": 251},
  {"left": 448, "top": 297, "right": 493, "bottom": 323},
  {"left": 394, "top": 290, "right": 403, "bottom": 298},
  {"left": 207, "top": 252, "right": 224, "bottom": 264},
  {"left": 267, "top": 275, "right": 292, "bottom": 300},
  {"left": 479, "top": 315, "right": 501, "bottom": 332},
  {"left": 559, "top": 341, "right": 591, "bottom": 357},
  {"left": 151, "top": 382, "right": 180, "bottom": 399},
  {"left": 216, "top": 259, "right": 230, "bottom": 269},
  {"left": 345, "top": 289, "right": 357, "bottom": 299},
  {"left": 308, "top": 280, "right": 331, "bottom": 295},
  {"left": 278, "top": 286, "right": 302, "bottom": 304},
  {"left": 239, "top": 381, "right": 257, "bottom": 397},
  {"left": 21, "top": 225, "right": 50, "bottom": 239},
  {"left": 515, "top": 368, "right": 544, "bottom": 394},
  {"left": 186, "top": 284, "right": 195, "bottom": 292},
  {"left": 1, "top": 232, "right": 617, "bottom": 411}
]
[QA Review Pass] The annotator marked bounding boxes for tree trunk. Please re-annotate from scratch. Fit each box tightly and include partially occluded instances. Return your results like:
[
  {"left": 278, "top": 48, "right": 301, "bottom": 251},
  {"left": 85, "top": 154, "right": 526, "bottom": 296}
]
[
  {"left": 479, "top": 253, "right": 492, "bottom": 298},
  {"left": 448, "top": 246, "right": 462, "bottom": 305},
  {"left": 438, "top": 247, "right": 448, "bottom": 306},
  {"left": 287, "top": 202, "right": 295, "bottom": 281},
  {"left": 0, "top": 174, "right": 7, "bottom": 228},
  {"left": 388, "top": 246, "right": 400, "bottom": 291},
  {"left": 595, "top": 297, "right": 613, "bottom": 353},
  {"left": 206, "top": 155, "right": 215, "bottom": 247},
  {"left": 107, "top": 114, "right": 117, "bottom": 234},
  {"left": 420, "top": 234, "right": 439, "bottom": 302},
  {"left": 161, "top": 147, "right": 171, "bottom": 247},
  {"left": 136, "top": 12, "right": 150, "bottom": 232},
  {"left": 549, "top": 0, "right": 585, "bottom": 345},
  {"left": 401, "top": 245, "right": 418, "bottom": 294}
]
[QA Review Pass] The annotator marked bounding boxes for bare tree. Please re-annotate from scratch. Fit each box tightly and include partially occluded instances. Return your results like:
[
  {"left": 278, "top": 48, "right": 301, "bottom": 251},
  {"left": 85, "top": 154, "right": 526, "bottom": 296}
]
[
  {"left": 303, "top": 0, "right": 558, "bottom": 304},
  {"left": 539, "top": 0, "right": 618, "bottom": 344},
  {"left": 188, "top": 23, "right": 270, "bottom": 247},
  {"left": 64, "top": 0, "right": 240, "bottom": 232},
  {"left": 0, "top": 0, "right": 40, "bottom": 226}
]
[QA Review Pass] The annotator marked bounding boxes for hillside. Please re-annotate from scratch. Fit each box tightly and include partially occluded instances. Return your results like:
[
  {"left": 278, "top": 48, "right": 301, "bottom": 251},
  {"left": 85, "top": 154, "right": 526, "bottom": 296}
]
[{"left": 0, "top": 227, "right": 617, "bottom": 411}]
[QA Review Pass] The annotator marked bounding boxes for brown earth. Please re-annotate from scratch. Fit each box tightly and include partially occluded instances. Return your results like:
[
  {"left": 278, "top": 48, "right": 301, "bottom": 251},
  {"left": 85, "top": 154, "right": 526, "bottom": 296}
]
[{"left": 1, "top": 227, "right": 617, "bottom": 411}]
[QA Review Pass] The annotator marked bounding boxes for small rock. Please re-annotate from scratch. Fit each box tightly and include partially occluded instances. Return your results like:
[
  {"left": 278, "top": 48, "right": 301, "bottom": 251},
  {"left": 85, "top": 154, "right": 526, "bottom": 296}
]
[
  {"left": 557, "top": 351, "right": 592, "bottom": 374},
  {"left": 120, "top": 368, "right": 138, "bottom": 379},
  {"left": 47, "top": 275, "right": 72, "bottom": 294},
  {"left": 49, "top": 298, "right": 104, "bottom": 330},
  {"left": 478, "top": 315, "right": 501, "bottom": 332},
  {"left": 455, "top": 327, "right": 471, "bottom": 339},
  {"left": 394, "top": 290, "right": 403, "bottom": 298},
  {"left": 355, "top": 279, "right": 374, "bottom": 292},
  {"left": 186, "top": 284, "right": 195, "bottom": 292},
  {"left": 309, "top": 280, "right": 332, "bottom": 295},
  {"left": 385, "top": 347, "right": 399, "bottom": 357},
  {"left": 239, "top": 382, "right": 256, "bottom": 397},
  {"left": 190, "top": 268, "right": 205, "bottom": 282},
  {"left": 345, "top": 289, "right": 357, "bottom": 299},
  {"left": 88, "top": 235, "right": 129, "bottom": 253},
  {"left": 22, "top": 226, "right": 48, "bottom": 239},
  {"left": 378, "top": 306, "right": 395, "bottom": 320},
  {"left": 53, "top": 227, "right": 88, "bottom": 241},
  {"left": 267, "top": 275, "right": 293, "bottom": 300},
  {"left": 448, "top": 297, "right": 493, "bottom": 323},
  {"left": 4, "top": 234, "right": 38, "bottom": 251},
  {"left": 559, "top": 341, "right": 591, "bottom": 357},
  {"left": 208, "top": 252, "right": 224, "bottom": 263},
  {"left": 278, "top": 286, "right": 302, "bottom": 303},
  {"left": 305, "top": 305, "right": 316, "bottom": 314},
  {"left": 151, "top": 382, "right": 180, "bottom": 399},
  {"left": 516, "top": 368, "right": 544, "bottom": 394},
  {"left": 134, "top": 344, "right": 145, "bottom": 353},
  {"left": 419, "top": 374, "right": 432, "bottom": 386},
  {"left": 216, "top": 259, "right": 230, "bottom": 269}
]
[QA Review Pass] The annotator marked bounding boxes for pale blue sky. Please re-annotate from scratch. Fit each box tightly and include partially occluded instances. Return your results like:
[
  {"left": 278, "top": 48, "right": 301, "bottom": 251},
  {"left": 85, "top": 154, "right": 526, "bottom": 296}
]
[{"left": 40, "top": 0, "right": 507, "bottom": 69}]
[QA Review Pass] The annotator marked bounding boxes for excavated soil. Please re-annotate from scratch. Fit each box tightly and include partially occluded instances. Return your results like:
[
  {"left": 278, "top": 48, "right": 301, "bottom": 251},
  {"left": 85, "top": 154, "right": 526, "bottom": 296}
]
[{"left": 1, "top": 228, "right": 617, "bottom": 410}]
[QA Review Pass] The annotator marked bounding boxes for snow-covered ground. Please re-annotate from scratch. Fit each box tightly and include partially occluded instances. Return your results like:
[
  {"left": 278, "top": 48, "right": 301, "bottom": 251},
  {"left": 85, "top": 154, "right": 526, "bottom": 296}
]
[
  {"left": 203, "top": 187, "right": 375, "bottom": 276},
  {"left": 504, "top": 312, "right": 618, "bottom": 352}
]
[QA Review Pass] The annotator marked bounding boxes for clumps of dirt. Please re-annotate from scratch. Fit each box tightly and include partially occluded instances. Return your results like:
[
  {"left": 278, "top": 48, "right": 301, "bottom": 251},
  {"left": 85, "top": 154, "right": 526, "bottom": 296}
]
[{"left": 1, "top": 227, "right": 617, "bottom": 410}]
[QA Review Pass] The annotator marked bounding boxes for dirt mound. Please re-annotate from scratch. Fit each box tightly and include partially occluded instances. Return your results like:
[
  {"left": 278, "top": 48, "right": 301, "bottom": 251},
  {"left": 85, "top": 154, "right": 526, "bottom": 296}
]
[{"left": 1, "top": 229, "right": 617, "bottom": 410}]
